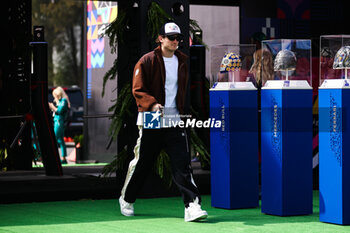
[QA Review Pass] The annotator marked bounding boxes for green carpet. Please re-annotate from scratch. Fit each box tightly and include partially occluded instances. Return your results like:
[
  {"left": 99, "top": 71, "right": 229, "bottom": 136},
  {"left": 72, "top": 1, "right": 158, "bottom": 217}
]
[{"left": 0, "top": 192, "right": 349, "bottom": 233}]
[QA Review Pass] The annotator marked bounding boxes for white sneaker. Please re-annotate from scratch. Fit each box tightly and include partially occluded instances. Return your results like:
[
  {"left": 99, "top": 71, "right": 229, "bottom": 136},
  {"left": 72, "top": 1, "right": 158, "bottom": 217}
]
[
  {"left": 184, "top": 197, "right": 208, "bottom": 222},
  {"left": 119, "top": 196, "right": 134, "bottom": 216}
]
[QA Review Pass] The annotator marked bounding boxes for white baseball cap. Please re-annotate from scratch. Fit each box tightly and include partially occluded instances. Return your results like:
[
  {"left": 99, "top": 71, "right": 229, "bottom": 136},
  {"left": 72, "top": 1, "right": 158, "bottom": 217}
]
[{"left": 160, "top": 22, "right": 183, "bottom": 36}]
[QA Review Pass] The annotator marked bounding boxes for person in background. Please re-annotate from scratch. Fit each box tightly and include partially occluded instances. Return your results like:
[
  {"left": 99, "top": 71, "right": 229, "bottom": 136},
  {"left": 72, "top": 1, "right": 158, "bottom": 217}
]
[
  {"left": 249, "top": 49, "right": 274, "bottom": 88},
  {"left": 48, "top": 86, "right": 70, "bottom": 164},
  {"left": 118, "top": 21, "right": 208, "bottom": 222},
  {"left": 248, "top": 49, "right": 275, "bottom": 178}
]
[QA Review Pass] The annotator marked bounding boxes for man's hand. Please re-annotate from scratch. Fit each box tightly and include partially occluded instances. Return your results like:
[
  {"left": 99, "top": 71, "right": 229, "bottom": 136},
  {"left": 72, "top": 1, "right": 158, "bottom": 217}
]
[
  {"left": 152, "top": 103, "right": 164, "bottom": 117},
  {"left": 152, "top": 103, "right": 163, "bottom": 112}
]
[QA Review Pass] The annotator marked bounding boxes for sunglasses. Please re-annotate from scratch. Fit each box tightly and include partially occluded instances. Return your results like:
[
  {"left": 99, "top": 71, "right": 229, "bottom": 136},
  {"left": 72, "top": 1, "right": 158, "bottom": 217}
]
[{"left": 166, "top": 35, "right": 183, "bottom": 42}]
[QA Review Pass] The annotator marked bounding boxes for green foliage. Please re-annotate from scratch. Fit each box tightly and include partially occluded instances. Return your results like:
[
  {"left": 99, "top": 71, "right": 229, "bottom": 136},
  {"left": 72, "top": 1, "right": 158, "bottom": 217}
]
[
  {"left": 73, "top": 134, "right": 84, "bottom": 147},
  {"left": 0, "top": 140, "right": 9, "bottom": 171},
  {"left": 54, "top": 53, "right": 79, "bottom": 86},
  {"left": 102, "top": 10, "right": 129, "bottom": 52},
  {"left": 147, "top": 2, "right": 172, "bottom": 40},
  {"left": 190, "top": 78, "right": 211, "bottom": 169},
  {"left": 102, "top": 58, "right": 118, "bottom": 97},
  {"left": 107, "top": 83, "right": 134, "bottom": 141},
  {"left": 190, "top": 128, "right": 210, "bottom": 169},
  {"left": 101, "top": 8, "right": 128, "bottom": 96},
  {"left": 154, "top": 150, "right": 172, "bottom": 188},
  {"left": 101, "top": 148, "right": 128, "bottom": 177},
  {"left": 34, "top": 0, "right": 82, "bottom": 50}
]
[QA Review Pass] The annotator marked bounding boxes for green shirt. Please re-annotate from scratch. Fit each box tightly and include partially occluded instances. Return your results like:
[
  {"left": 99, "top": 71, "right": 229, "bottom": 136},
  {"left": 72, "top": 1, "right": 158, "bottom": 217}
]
[{"left": 53, "top": 98, "right": 68, "bottom": 124}]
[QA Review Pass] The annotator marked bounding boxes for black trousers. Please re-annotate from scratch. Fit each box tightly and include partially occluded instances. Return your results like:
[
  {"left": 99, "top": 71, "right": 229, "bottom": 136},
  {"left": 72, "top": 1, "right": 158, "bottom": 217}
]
[{"left": 121, "top": 127, "right": 201, "bottom": 207}]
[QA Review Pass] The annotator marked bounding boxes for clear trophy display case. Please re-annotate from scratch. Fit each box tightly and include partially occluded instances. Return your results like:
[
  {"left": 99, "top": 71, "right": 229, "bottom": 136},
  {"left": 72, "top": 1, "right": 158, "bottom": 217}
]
[
  {"left": 318, "top": 35, "right": 350, "bottom": 225},
  {"left": 210, "top": 44, "right": 256, "bottom": 90},
  {"left": 319, "top": 35, "right": 350, "bottom": 88},
  {"left": 260, "top": 39, "right": 313, "bottom": 216},
  {"left": 261, "top": 39, "right": 312, "bottom": 89},
  {"left": 209, "top": 44, "right": 259, "bottom": 209}
]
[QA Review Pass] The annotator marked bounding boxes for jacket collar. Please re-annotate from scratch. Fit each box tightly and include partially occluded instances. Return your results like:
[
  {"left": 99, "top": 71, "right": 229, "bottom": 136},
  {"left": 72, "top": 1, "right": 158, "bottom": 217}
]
[
  {"left": 154, "top": 46, "right": 187, "bottom": 63},
  {"left": 154, "top": 46, "right": 188, "bottom": 86}
]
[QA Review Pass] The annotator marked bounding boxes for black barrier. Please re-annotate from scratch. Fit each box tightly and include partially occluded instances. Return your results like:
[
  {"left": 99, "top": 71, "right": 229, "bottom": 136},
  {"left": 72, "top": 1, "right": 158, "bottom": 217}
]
[{"left": 31, "top": 40, "right": 62, "bottom": 176}]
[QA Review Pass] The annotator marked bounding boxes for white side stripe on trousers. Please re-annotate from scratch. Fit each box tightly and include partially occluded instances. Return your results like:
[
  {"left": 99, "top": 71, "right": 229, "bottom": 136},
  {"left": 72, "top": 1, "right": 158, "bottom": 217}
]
[{"left": 121, "top": 126, "right": 143, "bottom": 200}]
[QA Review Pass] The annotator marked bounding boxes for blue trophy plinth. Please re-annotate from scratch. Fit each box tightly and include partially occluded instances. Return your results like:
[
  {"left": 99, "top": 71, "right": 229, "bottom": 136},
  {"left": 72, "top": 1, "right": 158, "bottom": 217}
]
[
  {"left": 210, "top": 82, "right": 259, "bottom": 209},
  {"left": 261, "top": 81, "right": 313, "bottom": 216},
  {"left": 319, "top": 82, "right": 350, "bottom": 225}
]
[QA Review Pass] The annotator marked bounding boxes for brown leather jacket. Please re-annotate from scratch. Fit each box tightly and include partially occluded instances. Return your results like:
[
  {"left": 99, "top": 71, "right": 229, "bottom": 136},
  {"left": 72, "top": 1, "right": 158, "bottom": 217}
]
[{"left": 132, "top": 46, "right": 189, "bottom": 115}]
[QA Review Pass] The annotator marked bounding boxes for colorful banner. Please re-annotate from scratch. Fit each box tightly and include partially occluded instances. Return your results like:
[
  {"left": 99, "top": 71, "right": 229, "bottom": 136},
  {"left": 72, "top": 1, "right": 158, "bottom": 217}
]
[{"left": 86, "top": 1, "right": 117, "bottom": 99}]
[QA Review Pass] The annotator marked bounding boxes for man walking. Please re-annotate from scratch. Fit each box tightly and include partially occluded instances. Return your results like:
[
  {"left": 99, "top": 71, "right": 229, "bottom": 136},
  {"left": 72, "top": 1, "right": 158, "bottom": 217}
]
[{"left": 118, "top": 22, "right": 208, "bottom": 222}]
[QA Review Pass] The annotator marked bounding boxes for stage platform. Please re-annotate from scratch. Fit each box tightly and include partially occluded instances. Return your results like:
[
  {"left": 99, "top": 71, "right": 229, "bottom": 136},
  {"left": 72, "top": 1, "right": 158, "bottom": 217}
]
[{"left": 0, "top": 162, "right": 210, "bottom": 204}]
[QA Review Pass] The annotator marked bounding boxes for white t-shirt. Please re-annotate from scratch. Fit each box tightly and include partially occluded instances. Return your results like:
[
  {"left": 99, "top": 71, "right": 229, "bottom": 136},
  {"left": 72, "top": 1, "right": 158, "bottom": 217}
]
[
  {"left": 162, "top": 55, "right": 181, "bottom": 127},
  {"left": 163, "top": 55, "right": 178, "bottom": 109}
]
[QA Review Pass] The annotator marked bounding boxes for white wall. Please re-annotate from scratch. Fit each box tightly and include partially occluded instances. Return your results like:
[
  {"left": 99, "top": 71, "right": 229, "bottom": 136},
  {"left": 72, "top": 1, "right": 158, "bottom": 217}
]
[{"left": 189, "top": 5, "right": 240, "bottom": 78}]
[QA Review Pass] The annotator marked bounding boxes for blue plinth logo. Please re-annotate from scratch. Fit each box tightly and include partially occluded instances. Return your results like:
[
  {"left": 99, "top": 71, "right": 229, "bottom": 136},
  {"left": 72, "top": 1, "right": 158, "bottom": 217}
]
[
  {"left": 271, "top": 96, "right": 281, "bottom": 161},
  {"left": 329, "top": 95, "right": 342, "bottom": 166},
  {"left": 143, "top": 111, "right": 161, "bottom": 129}
]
